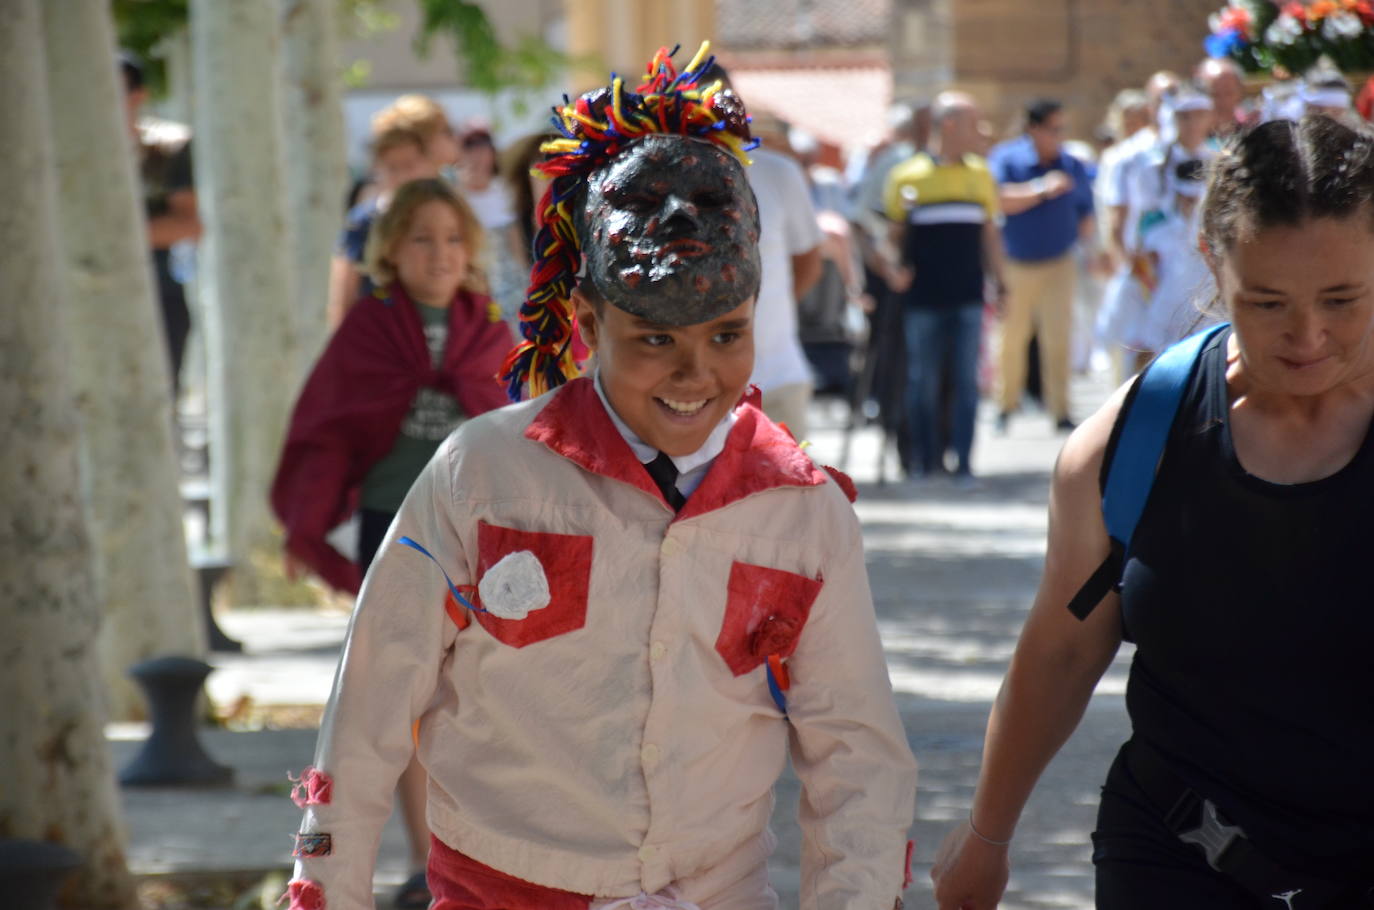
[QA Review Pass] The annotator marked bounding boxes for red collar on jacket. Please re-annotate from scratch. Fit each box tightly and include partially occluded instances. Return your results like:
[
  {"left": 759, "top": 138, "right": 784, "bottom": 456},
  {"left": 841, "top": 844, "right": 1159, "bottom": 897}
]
[{"left": 525, "top": 377, "right": 827, "bottom": 518}]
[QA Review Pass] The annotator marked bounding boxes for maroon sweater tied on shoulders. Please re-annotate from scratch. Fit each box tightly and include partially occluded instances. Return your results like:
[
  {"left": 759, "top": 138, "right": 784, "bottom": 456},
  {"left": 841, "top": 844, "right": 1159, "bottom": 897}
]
[{"left": 271, "top": 286, "right": 512, "bottom": 594}]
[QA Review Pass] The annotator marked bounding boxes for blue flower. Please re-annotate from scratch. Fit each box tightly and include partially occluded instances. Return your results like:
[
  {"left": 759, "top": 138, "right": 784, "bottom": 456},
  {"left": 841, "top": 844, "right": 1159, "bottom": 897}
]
[{"left": 1205, "top": 28, "right": 1247, "bottom": 58}]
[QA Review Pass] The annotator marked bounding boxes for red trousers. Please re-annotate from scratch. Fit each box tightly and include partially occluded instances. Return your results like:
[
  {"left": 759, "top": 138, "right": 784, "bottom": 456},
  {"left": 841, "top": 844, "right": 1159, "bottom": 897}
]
[{"left": 427, "top": 835, "right": 593, "bottom": 910}]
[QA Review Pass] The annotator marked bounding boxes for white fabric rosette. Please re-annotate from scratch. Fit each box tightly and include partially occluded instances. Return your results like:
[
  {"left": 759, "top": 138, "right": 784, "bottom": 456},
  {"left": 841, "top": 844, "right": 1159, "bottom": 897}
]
[{"left": 477, "top": 550, "right": 552, "bottom": 620}]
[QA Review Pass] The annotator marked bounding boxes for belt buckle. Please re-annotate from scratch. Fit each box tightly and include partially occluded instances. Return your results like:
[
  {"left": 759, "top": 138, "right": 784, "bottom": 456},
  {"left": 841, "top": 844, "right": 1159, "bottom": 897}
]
[{"left": 1177, "top": 797, "right": 1245, "bottom": 871}]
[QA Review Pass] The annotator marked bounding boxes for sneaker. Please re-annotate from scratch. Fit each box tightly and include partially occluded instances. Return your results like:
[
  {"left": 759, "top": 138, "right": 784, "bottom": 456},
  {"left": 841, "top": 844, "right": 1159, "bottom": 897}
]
[
  {"left": 1055, "top": 417, "right": 1077, "bottom": 432},
  {"left": 900, "top": 467, "right": 938, "bottom": 493},
  {"left": 994, "top": 412, "right": 1011, "bottom": 434},
  {"left": 951, "top": 470, "right": 979, "bottom": 491}
]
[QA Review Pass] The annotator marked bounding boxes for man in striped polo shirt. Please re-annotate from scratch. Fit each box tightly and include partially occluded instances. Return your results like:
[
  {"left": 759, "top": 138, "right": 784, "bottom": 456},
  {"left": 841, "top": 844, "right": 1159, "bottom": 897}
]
[{"left": 882, "top": 91, "right": 1005, "bottom": 487}]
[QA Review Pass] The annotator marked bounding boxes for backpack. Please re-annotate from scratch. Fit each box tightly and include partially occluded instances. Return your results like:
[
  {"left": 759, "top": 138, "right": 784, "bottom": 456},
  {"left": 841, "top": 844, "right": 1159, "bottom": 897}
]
[{"left": 1066, "top": 323, "right": 1229, "bottom": 619}]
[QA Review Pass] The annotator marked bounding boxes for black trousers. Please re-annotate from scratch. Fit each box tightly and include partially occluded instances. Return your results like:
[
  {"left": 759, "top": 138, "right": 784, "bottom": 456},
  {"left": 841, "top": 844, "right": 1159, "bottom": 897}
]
[
  {"left": 153, "top": 251, "right": 191, "bottom": 396},
  {"left": 1093, "top": 743, "right": 1368, "bottom": 909},
  {"left": 356, "top": 507, "right": 396, "bottom": 575}
]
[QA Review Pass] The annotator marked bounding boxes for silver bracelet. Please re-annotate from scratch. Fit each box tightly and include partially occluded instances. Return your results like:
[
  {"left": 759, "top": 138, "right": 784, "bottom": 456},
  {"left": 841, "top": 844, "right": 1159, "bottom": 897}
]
[{"left": 967, "top": 810, "right": 1013, "bottom": 846}]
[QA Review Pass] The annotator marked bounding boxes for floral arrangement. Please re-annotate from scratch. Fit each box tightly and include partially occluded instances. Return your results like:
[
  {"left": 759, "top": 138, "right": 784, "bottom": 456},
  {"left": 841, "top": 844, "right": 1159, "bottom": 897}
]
[{"left": 1206, "top": 1, "right": 1374, "bottom": 74}]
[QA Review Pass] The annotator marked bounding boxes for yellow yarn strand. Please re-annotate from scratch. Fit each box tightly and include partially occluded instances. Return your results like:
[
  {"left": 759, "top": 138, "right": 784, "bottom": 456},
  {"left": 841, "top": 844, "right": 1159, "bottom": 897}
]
[
  {"left": 684, "top": 40, "right": 712, "bottom": 75},
  {"left": 542, "top": 138, "right": 583, "bottom": 155},
  {"left": 611, "top": 76, "right": 626, "bottom": 128}
]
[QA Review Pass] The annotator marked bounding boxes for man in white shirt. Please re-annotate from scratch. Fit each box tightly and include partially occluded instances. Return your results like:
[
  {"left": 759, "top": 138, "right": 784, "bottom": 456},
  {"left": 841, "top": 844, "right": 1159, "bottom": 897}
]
[{"left": 703, "top": 65, "right": 824, "bottom": 439}]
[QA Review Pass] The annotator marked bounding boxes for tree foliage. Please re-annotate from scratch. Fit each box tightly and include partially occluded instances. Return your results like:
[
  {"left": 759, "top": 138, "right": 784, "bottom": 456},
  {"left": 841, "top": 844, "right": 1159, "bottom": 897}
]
[
  {"left": 413, "top": 0, "right": 570, "bottom": 107},
  {"left": 110, "top": 0, "right": 188, "bottom": 94},
  {"left": 113, "top": 0, "right": 566, "bottom": 100}
]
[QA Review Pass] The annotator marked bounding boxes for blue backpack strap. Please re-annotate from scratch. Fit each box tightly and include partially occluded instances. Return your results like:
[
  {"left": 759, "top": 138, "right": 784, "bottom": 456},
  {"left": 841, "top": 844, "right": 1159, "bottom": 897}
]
[{"left": 1066, "top": 323, "right": 1228, "bottom": 619}]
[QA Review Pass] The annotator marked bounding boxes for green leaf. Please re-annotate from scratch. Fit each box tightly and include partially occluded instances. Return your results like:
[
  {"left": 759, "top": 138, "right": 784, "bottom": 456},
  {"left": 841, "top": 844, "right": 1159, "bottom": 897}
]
[
  {"left": 110, "top": 0, "right": 189, "bottom": 97},
  {"left": 411, "top": 0, "right": 567, "bottom": 99}
]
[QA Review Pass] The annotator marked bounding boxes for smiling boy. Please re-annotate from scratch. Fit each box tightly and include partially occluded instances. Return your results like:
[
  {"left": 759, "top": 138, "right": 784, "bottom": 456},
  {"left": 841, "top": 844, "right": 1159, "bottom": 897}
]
[{"left": 288, "top": 45, "right": 916, "bottom": 910}]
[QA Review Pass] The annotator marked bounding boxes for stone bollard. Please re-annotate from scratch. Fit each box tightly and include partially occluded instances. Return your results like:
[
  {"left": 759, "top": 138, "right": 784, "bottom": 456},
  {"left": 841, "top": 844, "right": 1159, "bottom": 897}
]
[
  {"left": 119, "top": 656, "right": 233, "bottom": 787},
  {"left": 190, "top": 549, "right": 242, "bottom": 652},
  {"left": 0, "top": 840, "right": 82, "bottom": 910}
]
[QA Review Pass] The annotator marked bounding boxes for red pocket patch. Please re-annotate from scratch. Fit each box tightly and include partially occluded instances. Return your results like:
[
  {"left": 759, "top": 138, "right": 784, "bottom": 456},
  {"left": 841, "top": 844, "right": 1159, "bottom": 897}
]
[
  {"left": 716, "top": 561, "right": 823, "bottom": 676},
  {"left": 473, "top": 521, "right": 593, "bottom": 648}
]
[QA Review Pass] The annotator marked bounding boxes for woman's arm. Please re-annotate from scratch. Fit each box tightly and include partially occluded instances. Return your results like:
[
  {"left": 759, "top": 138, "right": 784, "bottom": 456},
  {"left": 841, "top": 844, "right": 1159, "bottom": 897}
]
[{"left": 931, "top": 382, "right": 1130, "bottom": 910}]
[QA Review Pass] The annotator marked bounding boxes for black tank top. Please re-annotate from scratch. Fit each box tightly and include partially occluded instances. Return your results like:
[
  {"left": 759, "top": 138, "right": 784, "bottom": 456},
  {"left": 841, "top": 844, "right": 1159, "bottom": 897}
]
[{"left": 1119, "top": 327, "right": 1374, "bottom": 877}]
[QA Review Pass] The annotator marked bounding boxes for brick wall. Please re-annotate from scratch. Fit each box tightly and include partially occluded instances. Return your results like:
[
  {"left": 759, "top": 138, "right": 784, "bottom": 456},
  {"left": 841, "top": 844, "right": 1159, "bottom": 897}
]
[{"left": 891, "top": 0, "right": 1226, "bottom": 143}]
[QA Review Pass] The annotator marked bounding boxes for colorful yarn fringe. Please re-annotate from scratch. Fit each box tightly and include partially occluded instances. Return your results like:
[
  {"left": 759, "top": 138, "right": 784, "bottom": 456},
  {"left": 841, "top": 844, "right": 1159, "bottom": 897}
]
[{"left": 499, "top": 40, "right": 759, "bottom": 401}]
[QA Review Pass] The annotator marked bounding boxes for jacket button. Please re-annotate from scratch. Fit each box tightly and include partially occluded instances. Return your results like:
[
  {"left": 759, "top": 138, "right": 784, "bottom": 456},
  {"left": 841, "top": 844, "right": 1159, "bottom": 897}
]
[
  {"left": 641, "top": 743, "right": 660, "bottom": 766},
  {"left": 638, "top": 844, "right": 656, "bottom": 862},
  {"left": 660, "top": 537, "right": 679, "bottom": 558},
  {"left": 650, "top": 640, "right": 667, "bottom": 662}
]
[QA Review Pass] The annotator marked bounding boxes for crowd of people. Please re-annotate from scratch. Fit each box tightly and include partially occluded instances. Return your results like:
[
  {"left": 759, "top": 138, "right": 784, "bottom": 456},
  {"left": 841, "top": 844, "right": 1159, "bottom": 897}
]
[
  {"left": 128, "top": 44, "right": 1372, "bottom": 497},
  {"left": 826, "top": 54, "right": 1370, "bottom": 491},
  {"left": 118, "top": 35, "right": 1374, "bottom": 910}
]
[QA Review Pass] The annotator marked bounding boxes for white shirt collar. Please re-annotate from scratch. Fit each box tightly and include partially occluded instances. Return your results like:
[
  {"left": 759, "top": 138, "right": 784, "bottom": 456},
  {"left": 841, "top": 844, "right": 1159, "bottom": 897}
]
[{"left": 593, "top": 371, "right": 735, "bottom": 489}]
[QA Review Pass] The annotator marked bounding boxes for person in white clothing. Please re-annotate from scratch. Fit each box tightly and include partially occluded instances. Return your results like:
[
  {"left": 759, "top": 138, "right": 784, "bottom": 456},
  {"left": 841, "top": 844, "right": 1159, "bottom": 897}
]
[
  {"left": 1135, "top": 158, "right": 1217, "bottom": 353},
  {"left": 459, "top": 125, "right": 530, "bottom": 330},
  {"left": 1302, "top": 75, "right": 1357, "bottom": 123},
  {"left": 1097, "top": 72, "right": 1182, "bottom": 374},
  {"left": 701, "top": 65, "right": 824, "bottom": 438},
  {"left": 1103, "top": 82, "right": 1219, "bottom": 374},
  {"left": 746, "top": 143, "right": 825, "bottom": 436},
  {"left": 283, "top": 44, "right": 917, "bottom": 910},
  {"left": 1120, "top": 90, "right": 1217, "bottom": 355}
]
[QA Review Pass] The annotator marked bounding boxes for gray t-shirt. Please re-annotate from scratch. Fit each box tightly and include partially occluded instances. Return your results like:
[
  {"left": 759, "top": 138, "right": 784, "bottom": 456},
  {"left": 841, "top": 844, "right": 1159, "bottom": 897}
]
[{"left": 358, "top": 304, "right": 466, "bottom": 513}]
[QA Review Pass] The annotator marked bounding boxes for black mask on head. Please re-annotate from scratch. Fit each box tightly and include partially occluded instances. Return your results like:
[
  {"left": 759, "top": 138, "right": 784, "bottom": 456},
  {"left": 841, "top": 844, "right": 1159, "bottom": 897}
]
[{"left": 578, "top": 134, "right": 762, "bottom": 326}]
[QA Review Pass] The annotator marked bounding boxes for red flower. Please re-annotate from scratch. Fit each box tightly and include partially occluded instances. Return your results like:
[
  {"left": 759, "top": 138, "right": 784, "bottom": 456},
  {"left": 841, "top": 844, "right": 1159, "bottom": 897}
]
[
  {"left": 1219, "top": 5, "right": 1253, "bottom": 30},
  {"left": 750, "top": 613, "right": 802, "bottom": 660},
  {"left": 1282, "top": 1, "right": 1307, "bottom": 20}
]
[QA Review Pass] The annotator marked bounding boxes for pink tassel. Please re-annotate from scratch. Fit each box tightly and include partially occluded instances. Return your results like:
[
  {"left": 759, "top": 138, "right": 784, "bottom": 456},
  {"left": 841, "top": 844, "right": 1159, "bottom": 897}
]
[
  {"left": 281, "top": 880, "right": 325, "bottom": 910},
  {"left": 288, "top": 766, "right": 333, "bottom": 808}
]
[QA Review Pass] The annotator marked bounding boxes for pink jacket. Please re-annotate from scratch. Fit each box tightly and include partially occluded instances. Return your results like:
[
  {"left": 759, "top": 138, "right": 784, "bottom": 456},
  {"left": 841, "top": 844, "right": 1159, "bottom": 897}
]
[{"left": 291, "top": 378, "right": 917, "bottom": 909}]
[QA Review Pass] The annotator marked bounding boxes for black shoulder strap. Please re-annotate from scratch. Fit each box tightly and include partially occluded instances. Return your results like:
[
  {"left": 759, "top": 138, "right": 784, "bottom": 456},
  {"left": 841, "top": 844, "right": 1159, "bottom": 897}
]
[{"left": 1067, "top": 539, "right": 1126, "bottom": 621}]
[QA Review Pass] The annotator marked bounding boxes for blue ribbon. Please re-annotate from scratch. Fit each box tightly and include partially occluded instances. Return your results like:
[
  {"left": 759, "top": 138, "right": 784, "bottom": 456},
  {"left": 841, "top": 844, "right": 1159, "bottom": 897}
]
[
  {"left": 397, "top": 536, "right": 482, "bottom": 613},
  {"left": 765, "top": 662, "right": 788, "bottom": 715}
]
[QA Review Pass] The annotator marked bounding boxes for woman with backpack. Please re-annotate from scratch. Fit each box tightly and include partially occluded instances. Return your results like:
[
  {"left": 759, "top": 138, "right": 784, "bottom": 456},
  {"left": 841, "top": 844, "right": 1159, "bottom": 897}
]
[{"left": 932, "top": 115, "right": 1374, "bottom": 908}]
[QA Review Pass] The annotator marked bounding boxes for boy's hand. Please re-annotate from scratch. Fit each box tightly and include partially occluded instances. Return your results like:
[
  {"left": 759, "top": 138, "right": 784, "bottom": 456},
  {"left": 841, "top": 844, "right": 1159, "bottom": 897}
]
[
  {"left": 929, "top": 821, "right": 1010, "bottom": 909},
  {"left": 1040, "top": 169, "right": 1074, "bottom": 200},
  {"left": 284, "top": 550, "right": 309, "bottom": 584}
]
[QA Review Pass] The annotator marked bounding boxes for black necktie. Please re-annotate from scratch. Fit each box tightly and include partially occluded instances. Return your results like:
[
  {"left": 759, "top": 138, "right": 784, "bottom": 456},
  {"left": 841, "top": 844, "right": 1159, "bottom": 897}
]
[{"left": 645, "top": 451, "right": 686, "bottom": 512}]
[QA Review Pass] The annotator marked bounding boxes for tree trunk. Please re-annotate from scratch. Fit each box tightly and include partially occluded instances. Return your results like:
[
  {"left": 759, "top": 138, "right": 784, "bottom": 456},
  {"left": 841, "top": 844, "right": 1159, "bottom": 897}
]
[
  {"left": 0, "top": 1, "right": 138, "bottom": 906},
  {"left": 191, "top": 0, "right": 299, "bottom": 601},
  {"left": 41, "top": 0, "right": 205, "bottom": 723},
  {"left": 281, "top": 0, "right": 347, "bottom": 373}
]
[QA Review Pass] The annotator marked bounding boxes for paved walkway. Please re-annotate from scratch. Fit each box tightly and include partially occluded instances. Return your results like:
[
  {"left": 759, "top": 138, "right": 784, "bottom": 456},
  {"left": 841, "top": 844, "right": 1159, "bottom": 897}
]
[{"left": 116, "top": 375, "right": 1130, "bottom": 909}]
